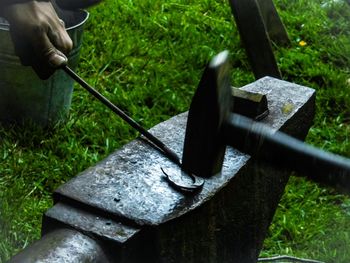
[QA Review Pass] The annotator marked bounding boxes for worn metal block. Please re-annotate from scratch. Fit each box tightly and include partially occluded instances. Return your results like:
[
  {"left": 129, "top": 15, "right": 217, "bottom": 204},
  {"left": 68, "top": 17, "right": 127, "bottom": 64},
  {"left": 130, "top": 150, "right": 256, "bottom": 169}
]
[
  {"left": 231, "top": 88, "right": 269, "bottom": 120},
  {"left": 44, "top": 77, "right": 315, "bottom": 262}
]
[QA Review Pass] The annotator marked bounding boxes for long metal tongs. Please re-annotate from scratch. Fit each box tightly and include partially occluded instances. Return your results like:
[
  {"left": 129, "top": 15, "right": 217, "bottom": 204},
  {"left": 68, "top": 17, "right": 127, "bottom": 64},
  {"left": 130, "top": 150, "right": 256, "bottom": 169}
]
[{"left": 62, "top": 66, "right": 204, "bottom": 193}]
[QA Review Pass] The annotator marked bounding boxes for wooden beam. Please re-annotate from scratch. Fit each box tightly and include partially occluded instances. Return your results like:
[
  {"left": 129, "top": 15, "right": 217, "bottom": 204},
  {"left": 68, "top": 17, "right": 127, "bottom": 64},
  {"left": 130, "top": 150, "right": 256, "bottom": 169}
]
[
  {"left": 257, "top": 0, "right": 290, "bottom": 46},
  {"left": 228, "top": 0, "right": 281, "bottom": 79}
]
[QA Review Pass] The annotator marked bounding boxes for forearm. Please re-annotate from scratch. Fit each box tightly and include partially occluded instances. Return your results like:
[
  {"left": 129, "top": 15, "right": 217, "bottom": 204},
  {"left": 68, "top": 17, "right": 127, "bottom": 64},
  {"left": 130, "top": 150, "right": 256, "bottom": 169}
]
[
  {"left": 0, "top": 0, "right": 49, "bottom": 17},
  {"left": 0, "top": 0, "right": 37, "bottom": 7}
]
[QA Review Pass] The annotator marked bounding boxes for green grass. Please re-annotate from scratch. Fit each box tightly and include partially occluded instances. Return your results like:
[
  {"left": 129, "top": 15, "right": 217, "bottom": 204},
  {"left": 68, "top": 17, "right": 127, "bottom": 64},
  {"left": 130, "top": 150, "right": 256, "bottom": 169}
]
[{"left": 1, "top": 0, "right": 350, "bottom": 262}]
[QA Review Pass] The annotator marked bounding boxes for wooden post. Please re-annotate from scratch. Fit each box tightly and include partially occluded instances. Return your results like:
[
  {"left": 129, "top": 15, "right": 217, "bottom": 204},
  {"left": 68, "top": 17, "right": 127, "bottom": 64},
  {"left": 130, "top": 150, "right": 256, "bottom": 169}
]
[
  {"left": 256, "top": 0, "right": 290, "bottom": 46},
  {"left": 228, "top": 0, "right": 282, "bottom": 79}
]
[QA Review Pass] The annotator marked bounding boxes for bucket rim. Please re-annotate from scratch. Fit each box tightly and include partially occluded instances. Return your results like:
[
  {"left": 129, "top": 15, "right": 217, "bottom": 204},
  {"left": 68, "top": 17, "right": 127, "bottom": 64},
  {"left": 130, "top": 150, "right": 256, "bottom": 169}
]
[
  {"left": 66, "top": 10, "right": 89, "bottom": 31},
  {"left": 0, "top": 9, "right": 89, "bottom": 31}
]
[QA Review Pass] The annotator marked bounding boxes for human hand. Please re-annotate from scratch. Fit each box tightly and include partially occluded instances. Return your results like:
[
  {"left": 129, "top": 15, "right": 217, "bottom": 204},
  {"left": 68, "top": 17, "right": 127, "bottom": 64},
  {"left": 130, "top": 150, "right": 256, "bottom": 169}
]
[{"left": 1, "top": 0, "right": 72, "bottom": 79}]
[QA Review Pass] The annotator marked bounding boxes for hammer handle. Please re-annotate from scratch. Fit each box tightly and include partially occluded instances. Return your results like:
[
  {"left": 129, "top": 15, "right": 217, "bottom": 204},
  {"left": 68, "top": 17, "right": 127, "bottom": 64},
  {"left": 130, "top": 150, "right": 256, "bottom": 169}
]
[{"left": 223, "top": 113, "right": 350, "bottom": 193}]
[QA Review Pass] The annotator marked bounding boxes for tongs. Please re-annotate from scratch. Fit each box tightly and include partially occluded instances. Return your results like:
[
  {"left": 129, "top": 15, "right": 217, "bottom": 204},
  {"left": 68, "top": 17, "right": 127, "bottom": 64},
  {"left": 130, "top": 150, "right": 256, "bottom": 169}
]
[{"left": 62, "top": 66, "right": 204, "bottom": 193}]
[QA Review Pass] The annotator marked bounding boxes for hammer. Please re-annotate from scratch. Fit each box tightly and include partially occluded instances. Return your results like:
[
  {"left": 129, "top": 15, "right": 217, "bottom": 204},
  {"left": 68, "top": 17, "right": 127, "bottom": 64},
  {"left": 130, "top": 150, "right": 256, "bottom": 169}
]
[{"left": 182, "top": 51, "right": 350, "bottom": 194}]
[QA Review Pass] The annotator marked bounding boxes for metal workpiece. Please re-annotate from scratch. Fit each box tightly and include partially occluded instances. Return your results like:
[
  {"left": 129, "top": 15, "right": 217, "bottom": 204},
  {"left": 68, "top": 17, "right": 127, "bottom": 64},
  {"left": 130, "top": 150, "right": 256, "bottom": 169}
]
[
  {"left": 8, "top": 228, "right": 109, "bottom": 263},
  {"left": 231, "top": 87, "right": 269, "bottom": 120},
  {"left": 47, "top": 76, "right": 315, "bottom": 262}
]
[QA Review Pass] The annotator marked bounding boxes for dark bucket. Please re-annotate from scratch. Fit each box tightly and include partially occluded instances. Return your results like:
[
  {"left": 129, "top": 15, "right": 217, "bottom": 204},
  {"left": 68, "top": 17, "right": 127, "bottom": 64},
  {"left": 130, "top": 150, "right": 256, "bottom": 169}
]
[{"left": 0, "top": 9, "right": 89, "bottom": 126}]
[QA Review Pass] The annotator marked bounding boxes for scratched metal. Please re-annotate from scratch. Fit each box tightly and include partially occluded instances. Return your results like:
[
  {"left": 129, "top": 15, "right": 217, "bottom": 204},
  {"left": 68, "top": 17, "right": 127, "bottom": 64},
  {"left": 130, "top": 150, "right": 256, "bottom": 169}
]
[
  {"left": 54, "top": 77, "right": 315, "bottom": 226},
  {"left": 45, "top": 202, "right": 140, "bottom": 244}
]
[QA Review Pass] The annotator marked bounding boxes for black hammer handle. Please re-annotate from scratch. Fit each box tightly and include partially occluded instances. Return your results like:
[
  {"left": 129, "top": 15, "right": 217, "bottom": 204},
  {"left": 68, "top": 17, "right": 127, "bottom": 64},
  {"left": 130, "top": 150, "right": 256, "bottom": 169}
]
[{"left": 223, "top": 113, "right": 350, "bottom": 193}]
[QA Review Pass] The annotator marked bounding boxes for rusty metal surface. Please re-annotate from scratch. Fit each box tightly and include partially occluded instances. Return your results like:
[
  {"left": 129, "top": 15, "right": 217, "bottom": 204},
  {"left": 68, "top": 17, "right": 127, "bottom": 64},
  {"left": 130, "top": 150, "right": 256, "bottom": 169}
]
[{"left": 53, "top": 77, "right": 315, "bottom": 227}]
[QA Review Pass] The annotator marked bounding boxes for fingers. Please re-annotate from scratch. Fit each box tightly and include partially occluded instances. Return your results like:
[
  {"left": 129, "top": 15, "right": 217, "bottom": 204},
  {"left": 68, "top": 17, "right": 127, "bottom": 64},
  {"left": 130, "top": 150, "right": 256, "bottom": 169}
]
[
  {"left": 32, "top": 32, "right": 69, "bottom": 79},
  {"left": 3, "top": 1, "right": 74, "bottom": 79},
  {"left": 28, "top": 14, "right": 73, "bottom": 79},
  {"left": 55, "top": 0, "right": 103, "bottom": 10},
  {"left": 46, "top": 18, "right": 73, "bottom": 55},
  {"left": 10, "top": 22, "right": 72, "bottom": 79}
]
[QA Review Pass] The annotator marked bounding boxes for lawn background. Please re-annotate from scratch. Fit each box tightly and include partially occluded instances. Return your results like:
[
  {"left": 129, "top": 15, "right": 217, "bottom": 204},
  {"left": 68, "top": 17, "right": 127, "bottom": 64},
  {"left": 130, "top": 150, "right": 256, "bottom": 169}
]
[{"left": 1, "top": 0, "right": 350, "bottom": 262}]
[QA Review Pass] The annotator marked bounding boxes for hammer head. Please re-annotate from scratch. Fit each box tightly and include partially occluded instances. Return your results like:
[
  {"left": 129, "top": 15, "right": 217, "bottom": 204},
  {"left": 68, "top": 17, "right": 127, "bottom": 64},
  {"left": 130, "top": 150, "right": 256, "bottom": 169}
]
[{"left": 182, "top": 51, "right": 232, "bottom": 177}]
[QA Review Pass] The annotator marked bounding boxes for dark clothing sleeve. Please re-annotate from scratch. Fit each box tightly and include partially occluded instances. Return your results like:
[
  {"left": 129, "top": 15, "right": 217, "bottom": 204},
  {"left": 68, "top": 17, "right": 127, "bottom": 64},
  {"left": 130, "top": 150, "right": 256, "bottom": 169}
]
[{"left": 0, "top": 0, "right": 48, "bottom": 8}]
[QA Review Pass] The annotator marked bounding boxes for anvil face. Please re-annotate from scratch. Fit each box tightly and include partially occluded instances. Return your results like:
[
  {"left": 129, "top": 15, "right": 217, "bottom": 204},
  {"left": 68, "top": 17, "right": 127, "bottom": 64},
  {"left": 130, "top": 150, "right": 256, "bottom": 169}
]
[{"left": 52, "top": 77, "right": 315, "bottom": 227}]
